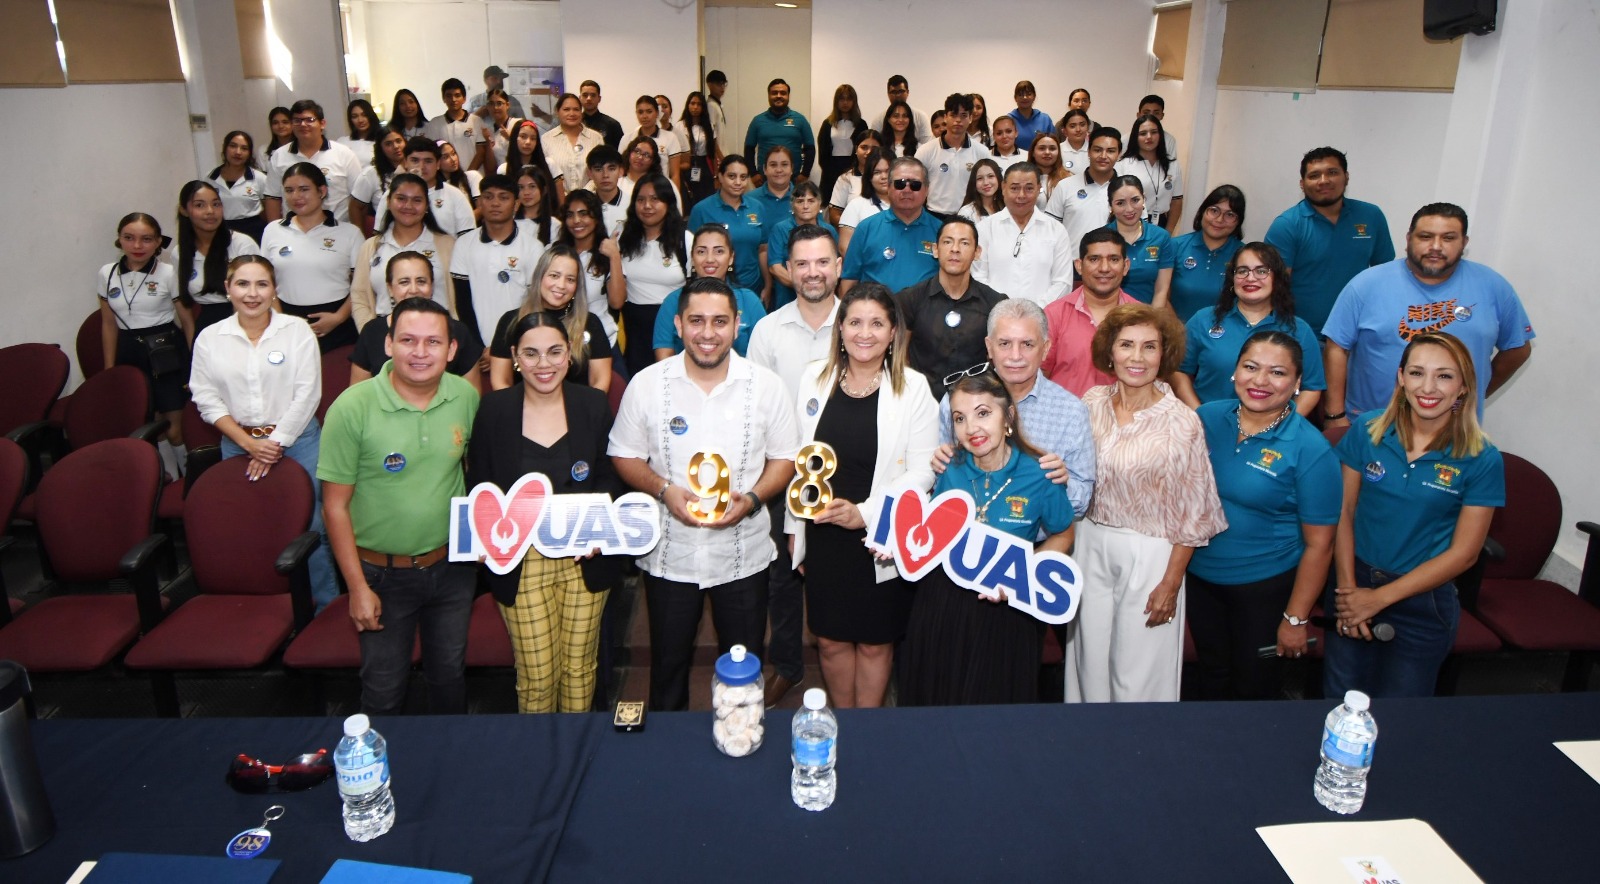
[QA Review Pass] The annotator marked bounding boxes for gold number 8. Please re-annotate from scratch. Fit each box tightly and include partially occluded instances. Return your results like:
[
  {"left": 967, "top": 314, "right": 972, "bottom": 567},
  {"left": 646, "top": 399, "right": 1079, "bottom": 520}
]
[
  {"left": 686, "top": 451, "right": 731, "bottom": 521},
  {"left": 787, "top": 442, "right": 836, "bottom": 520}
]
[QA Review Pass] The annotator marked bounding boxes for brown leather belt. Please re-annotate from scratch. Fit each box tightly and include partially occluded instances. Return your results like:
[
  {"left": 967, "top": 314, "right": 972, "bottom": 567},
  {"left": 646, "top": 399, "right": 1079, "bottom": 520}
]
[
  {"left": 240, "top": 424, "right": 278, "bottom": 439},
  {"left": 357, "top": 544, "right": 449, "bottom": 569}
]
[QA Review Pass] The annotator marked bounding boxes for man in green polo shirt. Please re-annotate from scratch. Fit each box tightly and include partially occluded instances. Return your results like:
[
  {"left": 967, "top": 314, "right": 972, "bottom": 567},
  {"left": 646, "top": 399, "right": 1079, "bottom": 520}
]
[{"left": 319, "top": 297, "right": 480, "bottom": 715}]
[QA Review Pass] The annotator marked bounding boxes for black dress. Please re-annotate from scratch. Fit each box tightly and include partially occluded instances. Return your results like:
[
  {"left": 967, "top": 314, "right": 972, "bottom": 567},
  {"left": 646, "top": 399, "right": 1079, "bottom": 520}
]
[{"left": 803, "top": 387, "right": 913, "bottom": 644}]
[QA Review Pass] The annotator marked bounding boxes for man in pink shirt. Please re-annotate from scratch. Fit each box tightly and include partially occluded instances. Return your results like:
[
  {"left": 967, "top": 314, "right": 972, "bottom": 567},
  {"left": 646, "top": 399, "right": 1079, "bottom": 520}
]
[{"left": 1041, "top": 228, "right": 1139, "bottom": 397}]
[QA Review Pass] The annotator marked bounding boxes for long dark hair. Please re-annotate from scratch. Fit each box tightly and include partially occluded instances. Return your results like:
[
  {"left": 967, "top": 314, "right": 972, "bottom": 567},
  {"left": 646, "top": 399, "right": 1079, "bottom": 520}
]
[
  {"left": 346, "top": 98, "right": 380, "bottom": 142},
  {"left": 210, "top": 130, "right": 260, "bottom": 181},
  {"left": 1211, "top": 242, "right": 1295, "bottom": 327},
  {"left": 881, "top": 100, "right": 919, "bottom": 157},
  {"left": 176, "top": 180, "right": 232, "bottom": 306},
  {"left": 681, "top": 91, "right": 715, "bottom": 156},
  {"left": 515, "top": 164, "right": 559, "bottom": 245},
  {"left": 1122, "top": 113, "right": 1172, "bottom": 177},
  {"left": 377, "top": 173, "right": 446, "bottom": 235},
  {"left": 374, "top": 129, "right": 406, "bottom": 185},
  {"left": 619, "top": 174, "right": 688, "bottom": 272},
  {"left": 558, "top": 189, "right": 612, "bottom": 280},
  {"left": 859, "top": 146, "right": 894, "bottom": 209},
  {"left": 947, "top": 371, "right": 1045, "bottom": 464},
  {"left": 505, "top": 120, "right": 548, "bottom": 175},
  {"left": 961, "top": 158, "right": 1003, "bottom": 218},
  {"left": 387, "top": 89, "right": 428, "bottom": 132},
  {"left": 264, "top": 106, "right": 292, "bottom": 154}
]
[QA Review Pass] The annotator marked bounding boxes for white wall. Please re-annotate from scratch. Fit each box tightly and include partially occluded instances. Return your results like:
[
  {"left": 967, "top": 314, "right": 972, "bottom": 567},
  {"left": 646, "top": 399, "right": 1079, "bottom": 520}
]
[
  {"left": 562, "top": 0, "right": 699, "bottom": 129},
  {"left": 704, "top": 6, "right": 811, "bottom": 152},
  {"left": 811, "top": 0, "right": 1156, "bottom": 143}
]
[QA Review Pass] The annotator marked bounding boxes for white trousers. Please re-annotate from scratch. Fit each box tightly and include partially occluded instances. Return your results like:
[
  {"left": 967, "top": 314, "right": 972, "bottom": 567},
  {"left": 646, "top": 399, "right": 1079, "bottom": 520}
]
[{"left": 1065, "top": 520, "right": 1184, "bottom": 702}]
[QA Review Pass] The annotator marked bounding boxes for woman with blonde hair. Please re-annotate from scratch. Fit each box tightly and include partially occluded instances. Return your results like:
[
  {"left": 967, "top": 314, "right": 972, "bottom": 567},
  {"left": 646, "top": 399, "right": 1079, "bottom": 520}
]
[
  {"left": 487, "top": 244, "right": 612, "bottom": 392},
  {"left": 1323, "top": 332, "right": 1503, "bottom": 698},
  {"left": 817, "top": 84, "right": 865, "bottom": 210}
]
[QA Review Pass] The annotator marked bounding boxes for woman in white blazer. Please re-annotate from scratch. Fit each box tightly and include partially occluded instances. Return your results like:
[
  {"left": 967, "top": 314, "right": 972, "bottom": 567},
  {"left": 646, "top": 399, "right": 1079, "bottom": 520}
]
[{"left": 787, "top": 282, "right": 939, "bottom": 708}]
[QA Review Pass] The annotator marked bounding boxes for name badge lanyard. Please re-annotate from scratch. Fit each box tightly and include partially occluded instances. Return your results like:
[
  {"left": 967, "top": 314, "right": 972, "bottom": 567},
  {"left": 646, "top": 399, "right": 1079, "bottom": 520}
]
[{"left": 105, "top": 262, "right": 153, "bottom": 332}]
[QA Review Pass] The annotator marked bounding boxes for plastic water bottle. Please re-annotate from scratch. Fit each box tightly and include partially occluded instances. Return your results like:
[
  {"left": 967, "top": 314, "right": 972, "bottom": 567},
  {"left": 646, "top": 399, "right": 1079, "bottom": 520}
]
[
  {"left": 1314, "top": 690, "right": 1378, "bottom": 814},
  {"left": 334, "top": 713, "right": 395, "bottom": 841},
  {"left": 790, "top": 688, "right": 838, "bottom": 811}
]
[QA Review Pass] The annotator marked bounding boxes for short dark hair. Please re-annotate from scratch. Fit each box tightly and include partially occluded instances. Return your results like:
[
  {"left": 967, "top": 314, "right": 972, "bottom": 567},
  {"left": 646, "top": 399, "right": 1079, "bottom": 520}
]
[
  {"left": 1192, "top": 184, "right": 1247, "bottom": 239},
  {"left": 1409, "top": 202, "right": 1469, "bottom": 235},
  {"left": 1079, "top": 227, "right": 1126, "bottom": 259},
  {"left": 586, "top": 146, "right": 624, "bottom": 170},
  {"left": 389, "top": 296, "right": 453, "bottom": 342},
  {"left": 1014, "top": 80, "right": 1036, "bottom": 97},
  {"left": 938, "top": 216, "right": 979, "bottom": 246},
  {"left": 288, "top": 99, "right": 324, "bottom": 121},
  {"left": 385, "top": 250, "right": 433, "bottom": 284},
  {"left": 441, "top": 78, "right": 467, "bottom": 97},
  {"left": 943, "top": 93, "right": 973, "bottom": 115},
  {"left": 887, "top": 75, "right": 908, "bottom": 89},
  {"left": 635, "top": 94, "right": 657, "bottom": 110},
  {"left": 768, "top": 78, "right": 789, "bottom": 90},
  {"left": 678, "top": 275, "right": 738, "bottom": 315},
  {"left": 791, "top": 180, "right": 823, "bottom": 201},
  {"left": 1236, "top": 329, "right": 1305, "bottom": 380},
  {"left": 706, "top": 70, "right": 728, "bottom": 85},
  {"left": 404, "top": 136, "right": 440, "bottom": 159},
  {"left": 1299, "top": 146, "right": 1348, "bottom": 178},
  {"left": 479, "top": 173, "right": 517, "bottom": 197},
  {"left": 1088, "top": 126, "right": 1122, "bottom": 149},
  {"left": 787, "top": 222, "right": 838, "bottom": 256},
  {"left": 580, "top": 79, "right": 601, "bottom": 92},
  {"left": 1138, "top": 94, "right": 1164, "bottom": 110}
]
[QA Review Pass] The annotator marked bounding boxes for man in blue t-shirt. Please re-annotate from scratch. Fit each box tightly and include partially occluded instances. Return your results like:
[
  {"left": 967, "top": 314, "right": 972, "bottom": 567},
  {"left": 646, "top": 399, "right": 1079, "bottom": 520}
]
[
  {"left": 744, "top": 79, "right": 815, "bottom": 181},
  {"left": 840, "top": 157, "right": 941, "bottom": 293},
  {"left": 1321, "top": 202, "right": 1534, "bottom": 426},
  {"left": 1264, "top": 147, "right": 1395, "bottom": 332}
]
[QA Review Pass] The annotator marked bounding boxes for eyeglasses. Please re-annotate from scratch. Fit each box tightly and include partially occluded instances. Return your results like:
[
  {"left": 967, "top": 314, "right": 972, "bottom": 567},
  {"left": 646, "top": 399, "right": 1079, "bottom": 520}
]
[
  {"left": 943, "top": 361, "right": 992, "bottom": 387},
  {"left": 1232, "top": 266, "right": 1271, "bottom": 279},
  {"left": 1205, "top": 205, "right": 1241, "bottom": 223},
  {"left": 290, "top": 117, "right": 319, "bottom": 126},
  {"left": 892, "top": 179, "right": 924, "bottom": 192},
  {"left": 227, "top": 749, "right": 333, "bottom": 793}
]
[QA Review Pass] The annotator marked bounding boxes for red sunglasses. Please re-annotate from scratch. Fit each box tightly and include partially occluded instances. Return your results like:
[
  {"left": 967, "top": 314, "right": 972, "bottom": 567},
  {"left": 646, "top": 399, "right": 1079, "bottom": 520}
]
[{"left": 227, "top": 748, "right": 334, "bottom": 794}]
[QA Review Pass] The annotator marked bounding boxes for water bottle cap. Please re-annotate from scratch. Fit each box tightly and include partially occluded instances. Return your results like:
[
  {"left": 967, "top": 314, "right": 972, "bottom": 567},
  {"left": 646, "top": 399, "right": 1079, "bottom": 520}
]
[
  {"left": 803, "top": 688, "right": 827, "bottom": 710},
  {"left": 1344, "top": 690, "right": 1370, "bottom": 712},
  {"left": 343, "top": 713, "right": 371, "bottom": 736},
  {"left": 715, "top": 644, "right": 761, "bottom": 685}
]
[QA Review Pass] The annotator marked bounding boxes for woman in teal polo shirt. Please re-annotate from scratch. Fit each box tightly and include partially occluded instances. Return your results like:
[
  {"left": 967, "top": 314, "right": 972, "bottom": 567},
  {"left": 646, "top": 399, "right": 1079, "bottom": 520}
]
[
  {"left": 1324, "top": 332, "right": 1504, "bottom": 699},
  {"left": 1173, "top": 242, "right": 1324, "bottom": 417},
  {"left": 1105, "top": 175, "right": 1174, "bottom": 308},
  {"left": 1189, "top": 331, "right": 1341, "bottom": 700},
  {"left": 1168, "top": 185, "right": 1246, "bottom": 321},
  {"left": 686, "top": 155, "right": 768, "bottom": 298}
]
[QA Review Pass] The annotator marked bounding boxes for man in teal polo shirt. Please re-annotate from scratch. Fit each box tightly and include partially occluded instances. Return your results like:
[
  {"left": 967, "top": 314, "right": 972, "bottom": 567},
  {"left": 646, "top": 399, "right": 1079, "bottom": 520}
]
[
  {"left": 1264, "top": 147, "right": 1394, "bottom": 331},
  {"left": 840, "top": 157, "right": 941, "bottom": 294},
  {"left": 744, "top": 79, "right": 815, "bottom": 181},
  {"left": 319, "top": 297, "right": 480, "bottom": 716}
]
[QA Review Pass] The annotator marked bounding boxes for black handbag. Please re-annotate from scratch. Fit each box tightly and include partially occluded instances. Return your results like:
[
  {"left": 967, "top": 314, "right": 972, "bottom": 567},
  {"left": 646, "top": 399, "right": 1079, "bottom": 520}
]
[{"left": 137, "top": 327, "right": 187, "bottom": 378}]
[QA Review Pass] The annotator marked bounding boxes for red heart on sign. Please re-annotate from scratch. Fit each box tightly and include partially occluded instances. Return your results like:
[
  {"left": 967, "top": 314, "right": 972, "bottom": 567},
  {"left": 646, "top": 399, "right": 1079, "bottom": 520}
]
[
  {"left": 470, "top": 474, "right": 551, "bottom": 573},
  {"left": 892, "top": 489, "right": 972, "bottom": 580}
]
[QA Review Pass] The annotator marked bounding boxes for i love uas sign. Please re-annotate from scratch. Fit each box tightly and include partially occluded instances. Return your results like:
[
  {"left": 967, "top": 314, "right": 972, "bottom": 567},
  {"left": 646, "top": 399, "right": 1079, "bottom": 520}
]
[
  {"left": 448, "top": 473, "right": 662, "bottom": 575},
  {"left": 863, "top": 487, "right": 1083, "bottom": 625}
]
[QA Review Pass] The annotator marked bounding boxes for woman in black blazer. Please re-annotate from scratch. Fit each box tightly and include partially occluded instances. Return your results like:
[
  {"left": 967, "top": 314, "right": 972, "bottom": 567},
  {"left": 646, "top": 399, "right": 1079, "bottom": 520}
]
[{"left": 467, "top": 311, "right": 624, "bottom": 713}]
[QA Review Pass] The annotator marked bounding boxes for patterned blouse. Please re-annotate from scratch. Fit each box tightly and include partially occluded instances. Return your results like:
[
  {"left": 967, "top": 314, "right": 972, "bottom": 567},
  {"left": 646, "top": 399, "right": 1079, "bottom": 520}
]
[{"left": 1082, "top": 381, "right": 1227, "bottom": 547}]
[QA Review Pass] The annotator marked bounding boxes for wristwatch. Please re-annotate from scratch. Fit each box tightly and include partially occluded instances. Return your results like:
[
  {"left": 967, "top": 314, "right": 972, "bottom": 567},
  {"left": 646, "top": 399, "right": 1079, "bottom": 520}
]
[
  {"left": 1282, "top": 612, "right": 1310, "bottom": 627},
  {"left": 656, "top": 481, "right": 670, "bottom": 502},
  {"left": 1323, "top": 410, "right": 1347, "bottom": 421},
  {"left": 742, "top": 490, "right": 762, "bottom": 519}
]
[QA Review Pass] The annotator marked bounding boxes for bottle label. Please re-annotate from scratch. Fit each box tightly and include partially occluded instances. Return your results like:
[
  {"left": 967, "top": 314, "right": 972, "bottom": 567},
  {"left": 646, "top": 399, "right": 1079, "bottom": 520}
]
[
  {"left": 1321, "top": 727, "right": 1373, "bottom": 768},
  {"left": 336, "top": 759, "right": 389, "bottom": 798},
  {"left": 794, "top": 737, "right": 835, "bottom": 768}
]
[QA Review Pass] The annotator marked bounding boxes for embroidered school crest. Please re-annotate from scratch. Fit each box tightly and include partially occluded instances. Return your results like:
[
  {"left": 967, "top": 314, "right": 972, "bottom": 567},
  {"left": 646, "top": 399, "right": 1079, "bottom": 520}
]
[
  {"left": 747, "top": 213, "right": 760, "bottom": 224},
  {"left": 146, "top": 281, "right": 159, "bottom": 292},
  {"left": 1257, "top": 449, "right": 1282, "bottom": 469},
  {"left": 507, "top": 257, "right": 518, "bottom": 268},
  {"left": 435, "top": 198, "right": 444, "bottom": 208},
  {"left": 920, "top": 241, "right": 935, "bottom": 255},
  {"left": 1354, "top": 223, "right": 1368, "bottom": 236},
  {"left": 422, "top": 250, "right": 436, "bottom": 259},
  {"left": 1146, "top": 246, "right": 1159, "bottom": 259},
  {"left": 1006, "top": 496, "right": 1028, "bottom": 519},
  {"left": 322, "top": 238, "right": 334, "bottom": 248},
  {"left": 1433, "top": 464, "right": 1460, "bottom": 488}
]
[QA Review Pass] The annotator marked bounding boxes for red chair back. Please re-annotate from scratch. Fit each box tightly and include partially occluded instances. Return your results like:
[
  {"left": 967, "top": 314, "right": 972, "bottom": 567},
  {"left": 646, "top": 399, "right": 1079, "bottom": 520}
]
[
  {"left": 185, "top": 455, "right": 314, "bottom": 596},
  {"left": 36, "top": 439, "right": 160, "bottom": 582},
  {"left": 0, "top": 344, "right": 69, "bottom": 435},
  {"left": 0, "top": 438, "right": 26, "bottom": 523},
  {"left": 607, "top": 372, "right": 628, "bottom": 418},
  {"left": 1322, "top": 423, "right": 1350, "bottom": 446},
  {"left": 318, "top": 344, "right": 356, "bottom": 422},
  {"left": 75, "top": 312, "right": 106, "bottom": 380},
  {"left": 1483, "top": 453, "right": 1561, "bottom": 581},
  {"left": 63, "top": 366, "right": 151, "bottom": 450},
  {"left": 181, "top": 401, "right": 222, "bottom": 450}
]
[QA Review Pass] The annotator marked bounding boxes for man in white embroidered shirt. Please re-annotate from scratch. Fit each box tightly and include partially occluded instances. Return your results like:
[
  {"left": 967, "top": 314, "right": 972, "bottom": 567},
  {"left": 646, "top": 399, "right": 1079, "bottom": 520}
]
[{"left": 609, "top": 277, "right": 801, "bottom": 710}]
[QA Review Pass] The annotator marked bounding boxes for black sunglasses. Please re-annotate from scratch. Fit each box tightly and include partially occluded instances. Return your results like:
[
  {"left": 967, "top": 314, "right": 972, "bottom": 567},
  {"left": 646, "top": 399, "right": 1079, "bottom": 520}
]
[{"left": 892, "top": 179, "right": 924, "bottom": 192}]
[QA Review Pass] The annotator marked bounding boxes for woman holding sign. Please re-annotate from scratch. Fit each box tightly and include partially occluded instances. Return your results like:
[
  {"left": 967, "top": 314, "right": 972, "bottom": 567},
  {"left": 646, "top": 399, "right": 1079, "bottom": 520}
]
[
  {"left": 898, "top": 372, "right": 1075, "bottom": 706},
  {"left": 466, "top": 311, "right": 624, "bottom": 713},
  {"left": 788, "top": 283, "right": 939, "bottom": 709}
]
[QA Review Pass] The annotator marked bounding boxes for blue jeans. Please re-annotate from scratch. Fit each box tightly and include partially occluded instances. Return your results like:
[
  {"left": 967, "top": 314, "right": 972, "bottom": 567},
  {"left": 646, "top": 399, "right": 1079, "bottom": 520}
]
[
  {"left": 1322, "top": 559, "right": 1460, "bottom": 699},
  {"left": 221, "top": 419, "right": 338, "bottom": 611},
  {"left": 357, "top": 560, "right": 475, "bottom": 715}
]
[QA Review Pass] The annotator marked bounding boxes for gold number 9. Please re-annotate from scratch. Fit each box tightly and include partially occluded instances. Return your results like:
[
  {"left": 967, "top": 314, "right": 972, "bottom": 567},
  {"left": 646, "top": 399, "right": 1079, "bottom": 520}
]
[
  {"left": 686, "top": 451, "right": 731, "bottom": 521},
  {"left": 786, "top": 442, "right": 837, "bottom": 520}
]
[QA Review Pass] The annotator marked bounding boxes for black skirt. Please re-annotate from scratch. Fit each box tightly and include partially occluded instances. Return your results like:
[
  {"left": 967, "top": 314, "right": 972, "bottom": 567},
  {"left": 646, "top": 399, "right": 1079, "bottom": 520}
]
[
  {"left": 279, "top": 298, "right": 358, "bottom": 352},
  {"left": 898, "top": 569, "right": 1045, "bottom": 706}
]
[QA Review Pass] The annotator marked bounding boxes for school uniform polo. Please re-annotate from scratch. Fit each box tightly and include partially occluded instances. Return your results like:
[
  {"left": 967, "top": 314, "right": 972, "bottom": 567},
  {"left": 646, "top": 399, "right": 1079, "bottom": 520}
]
[
  {"left": 1107, "top": 220, "right": 1175, "bottom": 304},
  {"left": 990, "top": 149, "right": 1028, "bottom": 175},
  {"left": 185, "top": 232, "right": 262, "bottom": 305},
  {"left": 624, "top": 126, "right": 686, "bottom": 162},
  {"left": 914, "top": 135, "right": 994, "bottom": 215},
  {"left": 424, "top": 112, "right": 490, "bottom": 174},
  {"left": 972, "top": 209, "right": 1074, "bottom": 307},
  {"left": 264, "top": 139, "right": 364, "bottom": 222},
  {"left": 619, "top": 235, "right": 691, "bottom": 307},
  {"left": 450, "top": 224, "right": 547, "bottom": 347},
  {"left": 259, "top": 212, "right": 363, "bottom": 308},
  {"left": 839, "top": 207, "right": 941, "bottom": 291},
  {"left": 575, "top": 249, "right": 618, "bottom": 346},
  {"left": 350, "top": 167, "right": 388, "bottom": 214},
  {"left": 1167, "top": 232, "right": 1243, "bottom": 321},
  {"left": 335, "top": 136, "right": 379, "bottom": 169},
  {"left": 686, "top": 193, "right": 767, "bottom": 291},
  {"left": 936, "top": 446, "right": 1073, "bottom": 543},
  {"left": 1322, "top": 259, "right": 1535, "bottom": 419},
  {"left": 427, "top": 181, "right": 476, "bottom": 237},
  {"left": 1189, "top": 403, "right": 1342, "bottom": 585},
  {"left": 317, "top": 360, "right": 479, "bottom": 557},
  {"left": 839, "top": 195, "right": 888, "bottom": 230},
  {"left": 744, "top": 108, "right": 816, "bottom": 177},
  {"left": 1060, "top": 144, "right": 1089, "bottom": 177},
  {"left": 207, "top": 167, "right": 264, "bottom": 221},
  {"left": 356, "top": 227, "right": 448, "bottom": 316},
  {"left": 765, "top": 216, "right": 838, "bottom": 308},
  {"left": 1114, "top": 156, "right": 1184, "bottom": 218},
  {"left": 1180, "top": 306, "right": 1327, "bottom": 405},
  {"left": 98, "top": 259, "right": 181, "bottom": 329},
  {"left": 748, "top": 184, "right": 794, "bottom": 231},
  {"left": 651, "top": 285, "right": 768, "bottom": 356},
  {"left": 1264, "top": 198, "right": 1395, "bottom": 331},
  {"left": 1006, "top": 108, "right": 1056, "bottom": 152},
  {"left": 1335, "top": 414, "right": 1505, "bottom": 574},
  {"left": 1045, "top": 173, "right": 1114, "bottom": 260}
]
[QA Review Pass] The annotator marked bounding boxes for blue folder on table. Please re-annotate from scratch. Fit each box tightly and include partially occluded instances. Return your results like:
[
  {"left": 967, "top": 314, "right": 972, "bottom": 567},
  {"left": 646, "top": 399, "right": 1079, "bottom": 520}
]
[
  {"left": 83, "top": 852, "right": 280, "bottom": 882},
  {"left": 320, "top": 859, "right": 472, "bottom": 882}
]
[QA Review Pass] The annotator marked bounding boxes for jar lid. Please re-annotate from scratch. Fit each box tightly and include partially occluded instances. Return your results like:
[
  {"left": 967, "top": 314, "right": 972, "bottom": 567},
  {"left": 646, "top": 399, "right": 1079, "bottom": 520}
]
[{"left": 714, "top": 644, "right": 761, "bottom": 685}]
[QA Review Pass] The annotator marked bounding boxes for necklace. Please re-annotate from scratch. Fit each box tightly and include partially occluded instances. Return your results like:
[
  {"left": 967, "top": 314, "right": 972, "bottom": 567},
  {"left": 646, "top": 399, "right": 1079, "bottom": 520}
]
[
  {"left": 968, "top": 455, "right": 1014, "bottom": 524},
  {"left": 839, "top": 370, "right": 881, "bottom": 398},
  {"left": 1236, "top": 402, "right": 1293, "bottom": 443}
]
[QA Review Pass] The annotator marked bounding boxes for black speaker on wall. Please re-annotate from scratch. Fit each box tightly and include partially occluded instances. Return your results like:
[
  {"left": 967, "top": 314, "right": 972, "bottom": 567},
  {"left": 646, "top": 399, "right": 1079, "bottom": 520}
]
[{"left": 1424, "top": 0, "right": 1497, "bottom": 40}]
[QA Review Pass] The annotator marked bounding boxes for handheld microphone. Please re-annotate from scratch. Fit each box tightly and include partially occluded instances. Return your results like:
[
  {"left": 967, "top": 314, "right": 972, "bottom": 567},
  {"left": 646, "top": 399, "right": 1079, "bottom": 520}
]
[{"left": 1311, "top": 615, "right": 1395, "bottom": 642}]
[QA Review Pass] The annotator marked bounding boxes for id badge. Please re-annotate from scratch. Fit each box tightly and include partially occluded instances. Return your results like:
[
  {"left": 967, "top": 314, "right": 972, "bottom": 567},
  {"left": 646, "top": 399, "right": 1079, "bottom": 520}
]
[{"left": 690, "top": 166, "right": 703, "bottom": 183}]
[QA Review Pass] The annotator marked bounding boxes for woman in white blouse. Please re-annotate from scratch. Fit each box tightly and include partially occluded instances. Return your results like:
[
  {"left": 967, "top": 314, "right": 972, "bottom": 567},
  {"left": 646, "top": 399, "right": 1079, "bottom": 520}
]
[
  {"left": 189, "top": 254, "right": 336, "bottom": 609},
  {"left": 617, "top": 173, "right": 690, "bottom": 377},
  {"left": 541, "top": 93, "right": 602, "bottom": 200}
]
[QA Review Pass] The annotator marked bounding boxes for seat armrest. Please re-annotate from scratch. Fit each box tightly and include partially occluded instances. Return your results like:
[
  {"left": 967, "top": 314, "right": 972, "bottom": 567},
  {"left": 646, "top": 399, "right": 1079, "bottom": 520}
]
[
  {"left": 5, "top": 420, "right": 51, "bottom": 446},
  {"left": 1481, "top": 536, "right": 1507, "bottom": 562},
  {"left": 1577, "top": 522, "right": 1600, "bottom": 609},
  {"left": 130, "top": 419, "right": 171, "bottom": 444},
  {"left": 120, "top": 533, "right": 172, "bottom": 631},
  {"left": 277, "top": 531, "right": 322, "bottom": 630}
]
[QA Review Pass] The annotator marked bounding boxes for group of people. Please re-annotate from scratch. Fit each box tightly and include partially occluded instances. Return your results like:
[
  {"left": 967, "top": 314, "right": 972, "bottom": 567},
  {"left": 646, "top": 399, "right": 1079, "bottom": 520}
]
[{"left": 91, "top": 65, "right": 1535, "bottom": 717}]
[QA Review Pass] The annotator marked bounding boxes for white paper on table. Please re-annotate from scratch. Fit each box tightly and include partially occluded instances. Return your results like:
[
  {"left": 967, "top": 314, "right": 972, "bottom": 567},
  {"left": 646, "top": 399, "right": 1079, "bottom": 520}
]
[
  {"left": 1256, "top": 818, "right": 1484, "bottom": 884},
  {"left": 65, "top": 861, "right": 96, "bottom": 884},
  {"left": 1554, "top": 740, "right": 1600, "bottom": 785}
]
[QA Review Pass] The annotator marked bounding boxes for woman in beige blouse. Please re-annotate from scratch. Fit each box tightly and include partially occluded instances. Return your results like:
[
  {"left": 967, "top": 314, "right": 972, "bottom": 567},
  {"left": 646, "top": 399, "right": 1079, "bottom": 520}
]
[{"left": 1067, "top": 303, "right": 1226, "bottom": 702}]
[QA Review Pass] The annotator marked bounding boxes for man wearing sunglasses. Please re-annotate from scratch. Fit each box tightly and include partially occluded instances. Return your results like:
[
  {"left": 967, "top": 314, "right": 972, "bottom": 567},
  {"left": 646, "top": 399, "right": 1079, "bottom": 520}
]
[
  {"left": 840, "top": 158, "right": 941, "bottom": 295},
  {"left": 892, "top": 216, "right": 1003, "bottom": 402}
]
